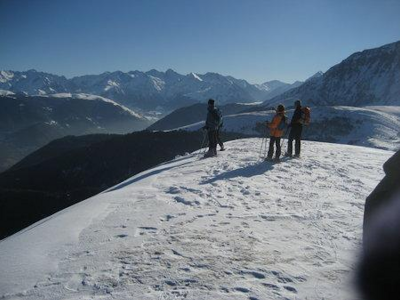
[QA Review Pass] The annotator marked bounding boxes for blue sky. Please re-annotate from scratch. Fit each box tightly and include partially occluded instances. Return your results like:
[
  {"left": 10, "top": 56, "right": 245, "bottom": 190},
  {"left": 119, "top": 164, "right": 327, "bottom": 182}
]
[{"left": 1, "top": 0, "right": 400, "bottom": 83}]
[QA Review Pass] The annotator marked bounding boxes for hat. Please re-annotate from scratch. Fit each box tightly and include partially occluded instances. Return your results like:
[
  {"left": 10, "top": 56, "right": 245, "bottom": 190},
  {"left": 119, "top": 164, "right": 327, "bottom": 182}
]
[
  {"left": 208, "top": 99, "right": 215, "bottom": 105},
  {"left": 294, "top": 100, "right": 302, "bottom": 107},
  {"left": 277, "top": 104, "right": 285, "bottom": 112}
]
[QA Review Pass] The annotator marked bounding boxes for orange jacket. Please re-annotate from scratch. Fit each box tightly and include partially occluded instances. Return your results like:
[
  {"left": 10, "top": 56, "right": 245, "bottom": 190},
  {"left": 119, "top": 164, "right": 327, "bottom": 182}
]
[{"left": 267, "top": 113, "right": 285, "bottom": 137}]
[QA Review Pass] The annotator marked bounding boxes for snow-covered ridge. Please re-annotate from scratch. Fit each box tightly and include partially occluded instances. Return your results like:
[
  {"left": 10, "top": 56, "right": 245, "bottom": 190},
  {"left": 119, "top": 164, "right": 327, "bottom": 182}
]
[
  {"left": 175, "top": 106, "right": 400, "bottom": 151},
  {"left": 42, "top": 93, "right": 145, "bottom": 119},
  {"left": 0, "top": 89, "right": 15, "bottom": 96},
  {"left": 0, "top": 139, "right": 392, "bottom": 299}
]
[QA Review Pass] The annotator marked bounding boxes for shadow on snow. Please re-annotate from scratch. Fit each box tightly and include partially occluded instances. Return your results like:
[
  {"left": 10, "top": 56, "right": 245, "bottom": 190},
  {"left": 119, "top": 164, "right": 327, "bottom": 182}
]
[{"left": 201, "top": 160, "right": 277, "bottom": 185}]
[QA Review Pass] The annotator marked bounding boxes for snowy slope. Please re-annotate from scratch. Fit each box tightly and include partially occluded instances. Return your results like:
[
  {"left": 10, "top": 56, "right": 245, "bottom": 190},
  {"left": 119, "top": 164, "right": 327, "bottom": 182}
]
[
  {"left": 0, "top": 139, "right": 392, "bottom": 300},
  {"left": 178, "top": 106, "right": 400, "bottom": 151},
  {"left": 44, "top": 93, "right": 146, "bottom": 119}
]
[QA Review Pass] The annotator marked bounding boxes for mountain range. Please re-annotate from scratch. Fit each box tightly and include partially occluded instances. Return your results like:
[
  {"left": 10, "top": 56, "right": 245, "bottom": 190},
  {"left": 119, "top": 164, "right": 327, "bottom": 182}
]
[
  {"left": 264, "top": 40, "right": 400, "bottom": 107},
  {"left": 0, "top": 69, "right": 303, "bottom": 112}
]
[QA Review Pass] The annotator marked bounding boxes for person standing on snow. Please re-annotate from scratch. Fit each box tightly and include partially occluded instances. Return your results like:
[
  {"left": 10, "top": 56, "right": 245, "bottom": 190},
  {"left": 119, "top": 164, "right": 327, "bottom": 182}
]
[
  {"left": 203, "top": 99, "right": 222, "bottom": 157},
  {"left": 286, "top": 100, "right": 303, "bottom": 158},
  {"left": 266, "top": 104, "right": 287, "bottom": 162}
]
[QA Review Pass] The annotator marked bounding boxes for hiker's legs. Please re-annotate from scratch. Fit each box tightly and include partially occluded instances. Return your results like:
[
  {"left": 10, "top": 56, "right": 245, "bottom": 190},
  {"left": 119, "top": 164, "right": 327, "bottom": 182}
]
[
  {"left": 275, "top": 137, "right": 281, "bottom": 159},
  {"left": 294, "top": 127, "right": 303, "bottom": 156},
  {"left": 208, "top": 130, "right": 217, "bottom": 154},
  {"left": 267, "top": 137, "right": 275, "bottom": 159},
  {"left": 287, "top": 130, "right": 294, "bottom": 156}
]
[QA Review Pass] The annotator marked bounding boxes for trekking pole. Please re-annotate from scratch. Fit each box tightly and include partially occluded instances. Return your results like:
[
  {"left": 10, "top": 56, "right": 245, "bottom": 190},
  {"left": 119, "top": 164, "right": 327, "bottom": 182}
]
[
  {"left": 259, "top": 137, "right": 265, "bottom": 158},
  {"left": 263, "top": 136, "right": 268, "bottom": 159},
  {"left": 280, "top": 128, "right": 289, "bottom": 153},
  {"left": 259, "top": 127, "right": 267, "bottom": 159},
  {"left": 199, "top": 130, "right": 208, "bottom": 155}
]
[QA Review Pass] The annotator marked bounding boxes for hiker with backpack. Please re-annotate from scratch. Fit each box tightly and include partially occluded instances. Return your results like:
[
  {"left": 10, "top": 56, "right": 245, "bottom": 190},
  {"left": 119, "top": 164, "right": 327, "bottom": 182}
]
[
  {"left": 265, "top": 104, "right": 287, "bottom": 162},
  {"left": 286, "top": 99, "right": 310, "bottom": 158},
  {"left": 202, "top": 99, "right": 223, "bottom": 157}
]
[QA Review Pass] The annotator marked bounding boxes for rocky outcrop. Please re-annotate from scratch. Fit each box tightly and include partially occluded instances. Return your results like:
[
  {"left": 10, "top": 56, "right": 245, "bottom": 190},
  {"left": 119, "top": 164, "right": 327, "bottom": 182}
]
[
  {"left": 363, "top": 149, "right": 400, "bottom": 235},
  {"left": 359, "top": 149, "right": 400, "bottom": 300}
]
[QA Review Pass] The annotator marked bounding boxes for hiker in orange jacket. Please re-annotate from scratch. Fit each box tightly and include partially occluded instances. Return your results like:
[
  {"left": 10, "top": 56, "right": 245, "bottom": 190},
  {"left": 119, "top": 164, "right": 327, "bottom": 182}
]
[{"left": 266, "top": 104, "right": 287, "bottom": 162}]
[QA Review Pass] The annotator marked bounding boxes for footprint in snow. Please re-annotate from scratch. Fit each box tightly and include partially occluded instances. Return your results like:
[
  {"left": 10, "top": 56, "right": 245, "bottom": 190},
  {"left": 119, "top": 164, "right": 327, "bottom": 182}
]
[
  {"left": 115, "top": 234, "right": 128, "bottom": 238},
  {"left": 160, "top": 214, "right": 176, "bottom": 222},
  {"left": 134, "top": 226, "right": 158, "bottom": 237},
  {"left": 174, "top": 196, "right": 200, "bottom": 206},
  {"left": 283, "top": 286, "right": 297, "bottom": 293},
  {"left": 235, "top": 287, "right": 250, "bottom": 293}
]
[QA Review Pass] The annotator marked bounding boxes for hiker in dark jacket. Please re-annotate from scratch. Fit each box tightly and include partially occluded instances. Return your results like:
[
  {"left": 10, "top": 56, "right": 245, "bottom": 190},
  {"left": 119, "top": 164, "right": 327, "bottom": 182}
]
[
  {"left": 203, "top": 99, "right": 221, "bottom": 157},
  {"left": 286, "top": 100, "right": 303, "bottom": 157}
]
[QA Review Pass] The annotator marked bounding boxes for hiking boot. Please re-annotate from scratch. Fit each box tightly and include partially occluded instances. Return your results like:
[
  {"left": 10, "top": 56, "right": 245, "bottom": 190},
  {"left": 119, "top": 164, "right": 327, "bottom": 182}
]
[
  {"left": 293, "top": 154, "right": 300, "bottom": 158},
  {"left": 265, "top": 157, "right": 273, "bottom": 162},
  {"left": 274, "top": 157, "right": 281, "bottom": 163},
  {"left": 220, "top": 146, "right": 225, "bottom": 151},
  {"left": 284, "top": 153, "right": 292, "bottom": 157},
  {"left": 204, "top": 149, "right": 217, "bottom": 158}
]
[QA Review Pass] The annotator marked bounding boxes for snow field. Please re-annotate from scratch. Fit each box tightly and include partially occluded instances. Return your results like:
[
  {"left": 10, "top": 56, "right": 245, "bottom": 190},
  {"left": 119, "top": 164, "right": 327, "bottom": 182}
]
[{"left": 0, "top": 139, "right": 392, "bottom": 300}]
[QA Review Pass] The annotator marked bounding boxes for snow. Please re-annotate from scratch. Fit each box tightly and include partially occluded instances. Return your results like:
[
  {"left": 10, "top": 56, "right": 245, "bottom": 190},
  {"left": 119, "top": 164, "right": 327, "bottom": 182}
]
[
  {"left": 0, "top": 139, "right": 392, "bottom": 299},
  {"left": 190, "top": 73, "right": 203, "bottom": 81},
  {"left": 104, "top": 80, "right": 120, "bottom": 91},
  {"left": 44, "top": 93, "right": 145, "bottom": 119},
  {"left": 0, "top": 89, "right": 15, "bottom": 96},
  {"left": 177, "top": 106, "right": 400, "bottom": 151},
  {"left": 0, "top": 70, "right": 14, "bottom": 82}
]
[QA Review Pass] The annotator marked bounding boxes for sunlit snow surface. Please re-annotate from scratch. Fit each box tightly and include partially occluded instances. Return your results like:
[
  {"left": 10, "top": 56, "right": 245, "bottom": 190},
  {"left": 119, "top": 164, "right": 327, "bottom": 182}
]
[{"left": 0, "top": 139, "right": 392, "bottom": 300}]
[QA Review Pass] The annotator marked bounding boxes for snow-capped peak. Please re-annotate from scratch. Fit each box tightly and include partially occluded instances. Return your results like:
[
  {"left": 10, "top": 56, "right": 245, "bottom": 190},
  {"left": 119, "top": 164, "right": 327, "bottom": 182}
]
[{"left": 0, "top": 70, "right": 14, "bottom": 82}]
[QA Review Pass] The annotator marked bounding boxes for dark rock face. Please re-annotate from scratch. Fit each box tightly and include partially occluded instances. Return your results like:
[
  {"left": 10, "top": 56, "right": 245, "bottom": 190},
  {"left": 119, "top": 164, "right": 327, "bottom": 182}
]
[
  {"left": 359, "top": 150, "right": 400, "bottom": 300},
  {"left": 363, "top": 150, "right": 400, "bottom": 235}
]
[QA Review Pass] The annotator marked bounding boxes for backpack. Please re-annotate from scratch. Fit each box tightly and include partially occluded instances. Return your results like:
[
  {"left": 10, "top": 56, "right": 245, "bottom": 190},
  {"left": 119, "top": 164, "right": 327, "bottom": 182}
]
[
  {"left": 213, "top": 108, "right": 223, "bottom": 127},
  {"left": 301, "top": 107, "right": 311, "bottom": 126},
  {"left": 277, "top": 115, "right": 287, "bottom": 131}
]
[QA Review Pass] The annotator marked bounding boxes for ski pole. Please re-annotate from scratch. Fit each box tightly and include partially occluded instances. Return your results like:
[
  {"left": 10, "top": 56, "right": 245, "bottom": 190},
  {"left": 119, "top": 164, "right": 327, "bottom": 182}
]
[
  {"left": 280, "top": 128, "right": 289, "bottom": 154},
  {"left": 199, "top": 130, "right": 207, "bottom": 155},
  {"left": 259, "top": 126, "right": 267, "bottom": 158}
]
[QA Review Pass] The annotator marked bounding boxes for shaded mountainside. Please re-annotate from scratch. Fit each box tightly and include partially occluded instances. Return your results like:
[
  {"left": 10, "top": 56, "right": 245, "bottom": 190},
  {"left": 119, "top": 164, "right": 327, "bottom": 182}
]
[
  {"left": 0, "top": 95, "right": 150, "bottom": 172},
  {"left": 147, "top": 103, "right": 254, "bottom": 131},
  {"left": 0, "top": 130, "right": 244, "bottom": 239},
  {"left": 264, "top": 40, "right": 400, "bottom": 107}
]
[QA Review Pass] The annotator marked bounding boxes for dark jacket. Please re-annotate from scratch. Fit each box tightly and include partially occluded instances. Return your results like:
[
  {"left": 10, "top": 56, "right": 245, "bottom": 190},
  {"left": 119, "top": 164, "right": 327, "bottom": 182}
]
[
  {"left": 291, "top": 106, "right": 303, "bottom": 127},
  {"left": 205, "top": 107, "right": 221, "bottom": 131}
]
